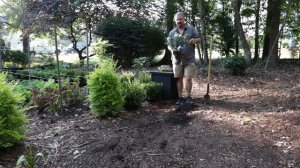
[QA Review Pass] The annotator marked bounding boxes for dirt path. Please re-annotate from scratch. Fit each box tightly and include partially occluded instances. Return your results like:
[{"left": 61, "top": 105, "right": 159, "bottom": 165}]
[{"left": 1, "top": 65, "right": 300, "bottom": 168}]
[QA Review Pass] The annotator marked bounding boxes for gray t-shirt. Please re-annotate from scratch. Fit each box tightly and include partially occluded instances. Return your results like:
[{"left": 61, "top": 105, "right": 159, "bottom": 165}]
[{"left": 167, "top": 25, "right": 200, "bottom": 65}]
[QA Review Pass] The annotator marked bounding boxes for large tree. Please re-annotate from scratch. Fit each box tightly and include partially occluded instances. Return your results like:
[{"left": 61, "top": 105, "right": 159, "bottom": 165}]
[
  {"left": 234, "top": 0, "right": 251, "bottom": 63},
  {"left": 0, "top": 0, "right": 32, "bottom": 54},
  {"left": 262, "top": 0, "right": 282, "bottom": 68},
  {"left": 28, "top": 0, "right": 113, "bottom": 66}
]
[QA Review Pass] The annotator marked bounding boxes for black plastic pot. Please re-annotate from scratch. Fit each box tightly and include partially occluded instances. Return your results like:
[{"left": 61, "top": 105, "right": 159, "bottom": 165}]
[{"left": 150, "top": 71, "right": 178, "bottom": 100}]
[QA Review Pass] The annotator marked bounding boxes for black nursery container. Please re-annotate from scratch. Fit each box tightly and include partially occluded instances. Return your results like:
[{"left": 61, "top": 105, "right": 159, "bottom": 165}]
[{"left": 150, "top": 71, "right": 178, "bottom": 100}]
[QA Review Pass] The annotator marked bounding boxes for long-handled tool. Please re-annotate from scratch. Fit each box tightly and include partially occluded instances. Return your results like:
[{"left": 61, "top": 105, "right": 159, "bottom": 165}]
[{"left": 204, "top": 34, "right": 213, "bottom": 103}]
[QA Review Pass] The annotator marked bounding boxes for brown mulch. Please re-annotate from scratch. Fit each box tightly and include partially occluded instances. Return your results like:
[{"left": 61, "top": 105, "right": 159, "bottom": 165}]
[{"left": 1, "top": 63, "right": 300, "bottom": 168}]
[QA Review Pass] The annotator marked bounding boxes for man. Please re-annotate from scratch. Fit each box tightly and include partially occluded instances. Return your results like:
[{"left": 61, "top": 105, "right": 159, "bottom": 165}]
[{"left": 167, "top": 12, "right": 201, "bottom": 105}]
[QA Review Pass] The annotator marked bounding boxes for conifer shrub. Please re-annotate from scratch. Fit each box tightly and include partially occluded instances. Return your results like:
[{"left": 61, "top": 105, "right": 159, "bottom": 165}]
[
  {"left": 119, "top": 72, "right": 135, "bottom": 84},
  {"left": 136, "top": 72, "right": 162, "bottom": 102},
  {"left": 221, "top": 55, "right": 249, "bottom": 75},
  {"left": 0, "top": 73, "right": 27, "bottom": 148},
  {"left": 141, "top": 82, "right": 162, "bottom": 102},
  {"left": 87, "top": 59, "right": 125, "bottom": 117},
  {"left": 122, "top": 81, "right": 147, "bottom": 110}
]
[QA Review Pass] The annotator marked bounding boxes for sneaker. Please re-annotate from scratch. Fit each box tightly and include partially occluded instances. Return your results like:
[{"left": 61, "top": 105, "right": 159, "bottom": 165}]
[
  {"left": 185, "top": 97, "right": 194, "bottom": 105},
  {"left": 175, "top": 97, "right": 185, "bottom": 105}
]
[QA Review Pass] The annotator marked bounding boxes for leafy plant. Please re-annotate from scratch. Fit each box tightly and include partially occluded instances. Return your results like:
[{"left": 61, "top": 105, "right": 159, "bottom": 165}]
[
  {"left": 29, "top": 79, "right": 84, "bottom": 113},
  {"left": 0, "top": 73, "right": 27, "bottom": 148},
  {"left": 87, "top": 58, "right": 125, "bottom": 117},
  {"left": 132, "top": 57, "right": 151, "bottom": 69},
  {"left": 136, "top": 71, "right": 152, "bottom": 84},
  {"left": 221, "top": 55, "right": 249, "bottom": 75},
  {"left": 119, "top": 71, "right": 135, "bottom": 84},
  {"left": 168, "top": 33, "right": 188, "bottom": 50},
  {"left": 141, "top": 82, "right": 162, "bottom": 102},
  {"left": 9, "top": 50, "right": 29, "bottom": 67},
  {"left": 13, "top": 81, "right": 32, "bottom": 103},
  {"left": 122, "top": 81, "right": 147, "bottom": 110},
  {"left": 16, "top": 146, "right": 45, "bottom": 168}
]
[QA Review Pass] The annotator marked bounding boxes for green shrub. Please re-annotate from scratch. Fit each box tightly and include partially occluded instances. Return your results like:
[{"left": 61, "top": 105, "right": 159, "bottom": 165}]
[
  {"left": 95, "top": 17, "right": 165, "bottom": 68},
  {"left": 136, "top": 71, "right": 151, "bottom": 83},
  {"left": 119, "top": 71, "right": 135, "bottom": 84},
  {"left": 91, "top": 38, "right": 112, "bottom": 61},
  {"left": 9, "top": 50, "right": 29, "bottom": 66},
  {"left": 122, "top": 82, "right": 147, "bottom": 110},
  {"left": 132, "top": 57, "right": 151, "bottom": 69},
  {"left": 0, "top": 73, "right": 27, "bottom": 148},
  {"left": 87, "top": 59, "right": 125, "bottom": 117},
  {"left": 14, "top": 82, "right": 32, "bottom": 103},
  {"left": 222, "top": 55, "right": 248, "bottom": 75},
  {"left": 141, "top": 82, "right": 162, "bottom": 102},
  {"left": 29, "top": 79, "right": 83, "bottom": 113}
]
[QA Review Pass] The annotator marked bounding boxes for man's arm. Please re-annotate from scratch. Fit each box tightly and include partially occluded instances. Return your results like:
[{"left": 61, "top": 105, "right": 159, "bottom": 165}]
[{"left": 189, "top": 38, "right": 201, "bottom": 45}]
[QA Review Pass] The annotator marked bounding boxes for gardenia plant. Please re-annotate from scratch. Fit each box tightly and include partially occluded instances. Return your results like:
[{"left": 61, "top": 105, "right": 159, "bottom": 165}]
[{"left": 168, "top": 34, "right": 188, "bottom": 62}]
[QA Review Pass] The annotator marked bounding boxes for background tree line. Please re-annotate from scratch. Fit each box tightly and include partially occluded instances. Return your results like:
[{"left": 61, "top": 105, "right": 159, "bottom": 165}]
[{"left": 0, "top": 0, "right": 299, "bottom": 69}]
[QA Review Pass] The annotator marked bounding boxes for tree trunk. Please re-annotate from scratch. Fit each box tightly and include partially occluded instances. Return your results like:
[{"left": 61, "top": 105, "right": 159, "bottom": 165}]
[
  {"left": 22, "top": 29, "right": 30, "bottom": 54},
  {"left": 235, "top": 33, "right": 239, "bottom": 56},
  {"left": 253, "top": 0, "right": 261, "bottom": 64},
  {"left": 262, "top": 0, "right": 272, "bottom": 60},
  {"left": 234, "top": 0, "right": 251, "bottom": 63},
  {"left": 199, "top": 0, "right": 209, "bottom": 65},
  {"left": 264, "top": 0, "right": 282, "bottom": 69},
  {"left": 157, "top": 0, "right": 175, "bottom": 66}
]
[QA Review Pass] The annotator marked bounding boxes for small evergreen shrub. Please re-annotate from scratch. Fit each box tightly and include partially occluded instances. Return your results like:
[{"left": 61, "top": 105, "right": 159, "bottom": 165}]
[
  {"left": 0, "top": 73, "right": 27, "bottom": 148},
  {"left": 132, "top": 57, "right": 151, "bottom": 69},
  {"left": 141, "top": 82, "right": 162, "bottom": 102},
  {"left": 9, "top": 50, "right": 29, "bottom": 67},
  {"left": 136, "top": 71, "right": 151, "bottom": 83},
  {"left": 87, "top": 59, "right": 125, "bottom": 117},
  {"left": 122, "top": 81, "right": 147, "bottom": 110},
  {"left": 136, "top": 72, "right": 161, "bottom": 102},
  {"left": 222, "top": 55, "right": 248, "bottom": 75},
  {"left": 119, "top": 72, "right": 135, "bottom": 84}
]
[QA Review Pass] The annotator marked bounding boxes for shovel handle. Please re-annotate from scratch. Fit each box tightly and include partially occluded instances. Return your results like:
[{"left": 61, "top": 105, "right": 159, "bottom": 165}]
[{"left": 208, "top": 34, "right": 213, "bottom": 83}]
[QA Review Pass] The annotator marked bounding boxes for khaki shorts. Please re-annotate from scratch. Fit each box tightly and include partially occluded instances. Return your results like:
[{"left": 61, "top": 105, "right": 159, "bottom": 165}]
[{"left": 173, "top": 63, "right": 196, "bottom": 78}]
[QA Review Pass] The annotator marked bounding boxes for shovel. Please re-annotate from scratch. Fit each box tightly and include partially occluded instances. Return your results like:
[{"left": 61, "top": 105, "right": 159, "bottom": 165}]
[{"left": 204, "top": 34, "right": 213, "bottom": 103}]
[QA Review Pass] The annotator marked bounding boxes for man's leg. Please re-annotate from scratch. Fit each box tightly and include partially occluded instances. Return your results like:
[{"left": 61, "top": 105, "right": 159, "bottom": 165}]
[
  {"left": 184, "top": 63, "right": 196, "bottom": 104},
  {"left": 177, "top": 77, "right": 184, "bottom": 97},
  {"left": 185, "top": 76, "right": 193, "bottom": 97},
  {"left": 173, "top": 64, "right": 184, "bottom": 105}
]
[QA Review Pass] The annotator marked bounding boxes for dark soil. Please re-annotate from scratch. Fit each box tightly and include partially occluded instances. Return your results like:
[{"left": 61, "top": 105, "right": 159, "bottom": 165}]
[{"left": 1, "top": 64, "right": 300, "bottom": 168}]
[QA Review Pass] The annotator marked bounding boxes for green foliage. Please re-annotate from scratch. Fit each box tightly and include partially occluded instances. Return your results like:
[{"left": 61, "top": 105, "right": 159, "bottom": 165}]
[
  {"left": 87, "top": 59, "right": 125, "bottom": 117},
  {"left": 136, "top": 72, "right": 161, "bottom": 102},
  {"left": 13, "top": 81, "right": 32, "bottom": 103},
  {"left": 212, "top": 14, "right": 236, "bottom": 57},
  {"left": 9, "top": 50, "right": 29, "bottom": 67},
  {"left": 132, "top": 57, "right": 151, "bottom": 69},
  {"left": 136, "top": 71, "right": 151, "bottom": 83},
  {"left": 119, "top": 71, "right": 135, "bottom": 84},
  {"left": 91, "top": 38, "right": 112, "bottom": 61},
  {"left": 221, "top": 56, "right": 249, "bottom": 76},
  {"left": 122, "top": 81, "right": 147, "bottom": 110},
  {"left": 95, "top": 17, "right": 165, "bottom": 68},
  {"left": 0, "top": 73, "right": 27, "bottom": 148},
  {"left": 29, "top": 79, "right": 84, "bottom": 113},
  {"left": 141, "top": 82, "right": 162, "bottom": 102},
  {"left": 16, "top": 146, "right": 45, "bottom": 168}
]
